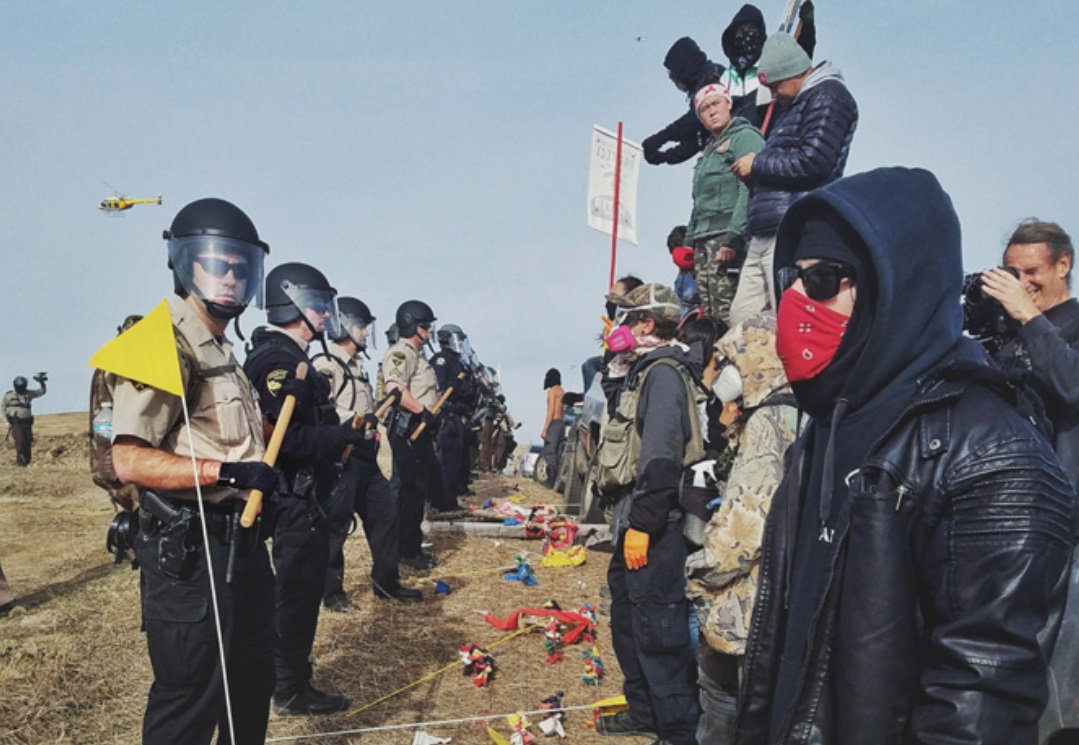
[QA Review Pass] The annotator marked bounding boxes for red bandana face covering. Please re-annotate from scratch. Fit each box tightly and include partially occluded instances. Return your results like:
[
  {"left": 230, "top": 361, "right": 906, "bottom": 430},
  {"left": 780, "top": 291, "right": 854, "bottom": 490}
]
[{"left": 775, "top": 288, "right": 851, "bottom": 382}]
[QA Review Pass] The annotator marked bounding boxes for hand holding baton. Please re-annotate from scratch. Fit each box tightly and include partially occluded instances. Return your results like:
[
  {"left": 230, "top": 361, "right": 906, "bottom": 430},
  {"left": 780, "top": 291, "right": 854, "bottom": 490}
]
[
  {"left": 240, "top": 362, "right": 307, "bottom": 528},
  {"left": 410, "top": 372, "right": 466, "bottom": 442},
  {"left": 340, "top": 392, "right": 399, "bottom": 463}
]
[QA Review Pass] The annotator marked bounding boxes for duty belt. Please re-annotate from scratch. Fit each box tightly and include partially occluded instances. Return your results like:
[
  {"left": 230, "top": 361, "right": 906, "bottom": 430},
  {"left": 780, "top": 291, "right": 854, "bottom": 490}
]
[{"left": 141, "top": 490, "right": 237, "bottom": 542}]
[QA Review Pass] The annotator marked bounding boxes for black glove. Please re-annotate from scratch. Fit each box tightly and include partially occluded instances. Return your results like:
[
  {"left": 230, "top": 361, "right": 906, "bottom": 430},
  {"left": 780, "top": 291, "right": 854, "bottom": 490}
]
[
  {"left": 33, "top": 372, "right": 47, "bottom": 383},
  {"left": 218, "top": 461, "right": 279, "bottom": 495},
  {"left": 799, "top": 0, "right": 814, "bottom": 21},
  {"left": 352, "top": 432, "right": 380, "bottom": 462},
  {"left": 420, "top": 407, "right": 440, "bottom": 431},
  {"left": 340, "top": 421, "right": 368, "bottom": 446},
  {"left": 278, "top": 376, "right": 307, "bottom": 406},
  {"left": 362, "top": 413, "right": 380, "bottom": 431}
]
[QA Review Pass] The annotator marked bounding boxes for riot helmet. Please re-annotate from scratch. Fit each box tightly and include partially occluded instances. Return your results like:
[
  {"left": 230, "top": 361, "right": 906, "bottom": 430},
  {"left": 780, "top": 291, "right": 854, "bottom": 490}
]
[
  {"left": 395, "top": 300, "right": 436, "bottom": 338},
  {"left": 13, "top": 376, "right": 27, "bottom": 393},
  {"left": 164, "top": 198, "right": 269, "bottom": 319},
  {"left": 333, "top": 296, "right": 377, "bottom": 350},
  {"left": 436, "top": 323, "right": 473, "bottom": 358},
  {"left": 385, "top": 323, "right": 400, "bottom": 345},
  {"left": 264, "top": 262, "right": 341, "bottom": 340}
]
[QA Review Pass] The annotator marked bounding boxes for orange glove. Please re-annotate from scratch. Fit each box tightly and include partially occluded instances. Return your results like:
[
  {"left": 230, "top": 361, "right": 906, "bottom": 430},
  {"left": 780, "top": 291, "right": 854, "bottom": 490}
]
[{"left": 623, "top": 528, "right": 650, "bottom": 570}]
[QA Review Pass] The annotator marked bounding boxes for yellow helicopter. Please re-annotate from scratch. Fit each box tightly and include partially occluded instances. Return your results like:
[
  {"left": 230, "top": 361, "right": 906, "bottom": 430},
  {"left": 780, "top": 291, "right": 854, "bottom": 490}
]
[{"left": 97, "top": 193, "right": 163, "bottom": 213}]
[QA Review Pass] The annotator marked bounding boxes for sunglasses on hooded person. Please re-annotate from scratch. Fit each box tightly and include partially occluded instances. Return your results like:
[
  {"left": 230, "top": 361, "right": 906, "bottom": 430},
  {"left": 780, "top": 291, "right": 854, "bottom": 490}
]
[{"left": 777, "top": 261, "right": 856, "bottom": 301}]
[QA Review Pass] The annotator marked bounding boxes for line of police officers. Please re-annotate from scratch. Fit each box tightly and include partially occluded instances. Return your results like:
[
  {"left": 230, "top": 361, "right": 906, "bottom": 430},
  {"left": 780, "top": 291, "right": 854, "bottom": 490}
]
[{"left": 108, "top": 198, "right": 514, "bottom": 744}]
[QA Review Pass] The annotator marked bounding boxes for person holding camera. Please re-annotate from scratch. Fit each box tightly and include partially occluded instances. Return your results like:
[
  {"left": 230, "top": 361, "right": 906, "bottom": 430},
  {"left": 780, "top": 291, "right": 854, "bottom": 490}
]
[
  {"left": 3, "top": 372, "right": 47, "bottom": 466},
  {"left": 980, "top": 220, "right": 1079, "bottom": 478}
]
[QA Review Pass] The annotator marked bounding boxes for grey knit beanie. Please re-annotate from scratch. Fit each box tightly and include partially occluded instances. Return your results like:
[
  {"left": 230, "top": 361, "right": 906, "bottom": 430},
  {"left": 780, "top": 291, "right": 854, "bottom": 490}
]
[{"left": 756, "top": 33, "right": 811, "bottom": 85}]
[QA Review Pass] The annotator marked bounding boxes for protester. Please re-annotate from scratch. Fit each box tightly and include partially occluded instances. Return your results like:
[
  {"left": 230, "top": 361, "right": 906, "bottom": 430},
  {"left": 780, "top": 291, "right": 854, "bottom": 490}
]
[
  {"left": 686, "top": 313, "right": 796, "bottom": 744},
  {"left": 718, "top": 3, "right": 816, "bottom": 129},
  {"left": 594, "top": 283, "right": 702, "bottom": 745},
  {"left": 540, "top": 368, "right": 565, "bottom": 481},
  {"left": 732, "top": 167, "right": 1076, "bottom": 744},
  {"left": 728, "top": 32, "right": 857, "bottom": 325},
  {"left": 685, "top": 83, "right": 764, "bottom": 324},
  {"left": 642, "top": 37, "right": 722, "bottom": 166}
]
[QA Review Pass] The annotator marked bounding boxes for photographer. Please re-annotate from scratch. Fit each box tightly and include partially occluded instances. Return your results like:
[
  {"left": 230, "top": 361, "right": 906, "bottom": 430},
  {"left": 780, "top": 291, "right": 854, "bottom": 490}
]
[
  {"left": 981, "top": 219, "right": 1079, "bottom": 743},
  {"left": 980, "top": 219, "right": 1079, "bottom": 479}
]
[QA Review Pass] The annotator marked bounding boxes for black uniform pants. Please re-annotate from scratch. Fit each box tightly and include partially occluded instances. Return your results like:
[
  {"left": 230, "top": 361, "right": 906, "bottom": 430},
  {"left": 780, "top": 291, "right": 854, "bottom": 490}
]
[
  {"left": 436, "top": 413, "right": 467, "bottom": 506},
  {"left": 608, "top": 516, "right": 700, "bottom": 745},
  {"left": 271, "top": 489, "right": 330, "bottom": 696},
  {"left": 10, "top": 421, "right": 31, "bottom": 466},
  {"left": 136, "top": 513, "right": 275, "bottom": 745},
  {"left": 390, "top": 432, "right": 441, "bottom": 558},
  {"left": 324, "top": 456, "right": 401, "bottom": 598}
]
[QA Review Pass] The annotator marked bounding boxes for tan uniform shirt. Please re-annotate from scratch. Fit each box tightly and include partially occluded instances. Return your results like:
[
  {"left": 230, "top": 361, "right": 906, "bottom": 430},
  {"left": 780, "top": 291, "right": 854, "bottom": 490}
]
[
  {"left": 380, "top": 338, "right": 438, "bottom": 409},
  {"left": 2, "top": 389, "right": 43, "bottom": 422},
  {"left": 111, "top": 299, "right": 266, "bottom": 504},
  {"left": 314, "top": 341, "right": 375, "bottom": 422}
]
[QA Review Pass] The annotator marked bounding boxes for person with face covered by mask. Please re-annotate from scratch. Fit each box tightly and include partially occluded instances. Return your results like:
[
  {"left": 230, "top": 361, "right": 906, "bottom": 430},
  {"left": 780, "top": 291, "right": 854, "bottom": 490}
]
[
  {"left": 685, "top": 313, "right": 797, "bottom": 745},
  {"left": 244, "top": 262, "right": 362, "bottom": 716},
  {"left": 718, "top": 3, "right": 816, "bottom": 130},
  {"left": 641, "top": 36, "right": 722, "bottom": 166},
  {"left": 732, "top": 168, "right": 1076, "bottom": 745},
  {"left": 593, "top": 283, "right": 703, "bottom": 745}
]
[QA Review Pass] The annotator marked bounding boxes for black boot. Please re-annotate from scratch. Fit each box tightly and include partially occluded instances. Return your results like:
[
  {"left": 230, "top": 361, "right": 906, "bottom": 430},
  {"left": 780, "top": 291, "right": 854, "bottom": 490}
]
[
  {"left": 373, "top": 581, "right": 423, "bottom": 602},
  {"left": 273, "top": 683, "right": 349, "bottom": 716}
]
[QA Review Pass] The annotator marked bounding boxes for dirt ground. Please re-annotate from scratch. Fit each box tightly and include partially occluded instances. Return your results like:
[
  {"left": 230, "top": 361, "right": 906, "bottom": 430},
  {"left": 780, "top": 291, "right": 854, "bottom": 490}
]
[{"left": 0, "top": 414, "right": 624, "bottom": 745}]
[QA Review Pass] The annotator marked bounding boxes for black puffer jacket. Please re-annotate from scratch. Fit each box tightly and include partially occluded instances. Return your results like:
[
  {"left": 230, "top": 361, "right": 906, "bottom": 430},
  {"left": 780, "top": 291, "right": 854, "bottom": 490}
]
[{"left": 746, "top": 62, "right": 857, "bottom": 237}]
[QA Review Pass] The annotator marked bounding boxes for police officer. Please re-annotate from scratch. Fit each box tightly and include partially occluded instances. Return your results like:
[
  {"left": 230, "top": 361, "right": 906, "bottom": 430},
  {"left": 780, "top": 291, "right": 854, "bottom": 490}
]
[
  {"left": 430, "top": 324, "right": 477, "bottom": 508},
  {"left": 313, "top": 296, "right": 422, "bottom": 609},
  {"left": 381, "top": 300, "right": 443, "bottom": 569},
  {"left": 3, "top": 372, "right": 46, "bottom": 466},
  {"left": 244, "top": 262, "right": 361, "bottom": 716},
  {"left": 111, "top": 197, "right": 279, "bottom": 744}
]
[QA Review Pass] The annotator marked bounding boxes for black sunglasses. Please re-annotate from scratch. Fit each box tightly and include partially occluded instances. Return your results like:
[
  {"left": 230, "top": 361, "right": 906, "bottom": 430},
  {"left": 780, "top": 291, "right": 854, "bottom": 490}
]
[
  {"left": 778, "top": 262, "right": 855, "bottom": 301},
  {"left": 195, "top": 256, "right": 251, "bottom": 281},
  {"left": 417, "top": 322, "right": 433, "bottom": 331}
]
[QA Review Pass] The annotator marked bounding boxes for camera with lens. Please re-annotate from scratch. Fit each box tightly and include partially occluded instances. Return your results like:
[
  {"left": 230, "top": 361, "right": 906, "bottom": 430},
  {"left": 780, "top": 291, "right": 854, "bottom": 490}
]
[
  {"left": 107, "top": 510, "right": 139, "bottom": 568},
  {"left": 961, "top": 266, "right": 1022, "bottom": 354}
]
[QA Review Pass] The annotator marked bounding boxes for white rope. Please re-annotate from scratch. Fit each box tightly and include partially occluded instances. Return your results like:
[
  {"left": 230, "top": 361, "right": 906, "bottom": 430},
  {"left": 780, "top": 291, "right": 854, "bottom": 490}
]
[
  {"left": 264, "top": 704, "right": 597, "bottom": 743},
  {"left": 181, "top": 395, "right": 237, "bottom": 745}
]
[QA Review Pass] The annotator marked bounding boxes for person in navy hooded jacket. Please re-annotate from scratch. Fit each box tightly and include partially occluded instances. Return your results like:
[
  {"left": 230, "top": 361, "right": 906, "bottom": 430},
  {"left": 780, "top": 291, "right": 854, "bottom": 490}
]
[{"left": 733, "top": 167, "right": 1076, "bottom": 745}]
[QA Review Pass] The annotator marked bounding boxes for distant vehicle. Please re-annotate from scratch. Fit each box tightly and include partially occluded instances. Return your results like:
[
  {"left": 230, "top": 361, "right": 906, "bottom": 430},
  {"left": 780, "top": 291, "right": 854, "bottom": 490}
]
[
  {"left": 98, "top": 193, "right": 162, "bottom": 214},
  {"left": 519, "top": 444, "right": 543, "bottom": 479}
]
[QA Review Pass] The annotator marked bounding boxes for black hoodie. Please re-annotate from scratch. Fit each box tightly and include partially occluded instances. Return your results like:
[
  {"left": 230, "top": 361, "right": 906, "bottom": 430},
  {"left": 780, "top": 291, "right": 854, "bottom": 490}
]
[{"left": 767, "top": 167, "right": 965, "bottom": 734}]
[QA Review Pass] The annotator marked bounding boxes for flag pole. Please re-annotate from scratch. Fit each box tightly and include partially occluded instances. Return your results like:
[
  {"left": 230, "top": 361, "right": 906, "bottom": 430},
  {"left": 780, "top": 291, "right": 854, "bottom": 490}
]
[{"left": 609, "top": 121, "right": 623, "bottom": 289}]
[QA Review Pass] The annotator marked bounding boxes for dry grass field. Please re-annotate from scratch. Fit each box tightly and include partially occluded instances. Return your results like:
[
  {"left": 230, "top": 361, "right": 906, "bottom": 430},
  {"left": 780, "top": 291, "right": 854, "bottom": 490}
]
[{"left": 0, "top": 414, "right": 623, "bottom": 745}]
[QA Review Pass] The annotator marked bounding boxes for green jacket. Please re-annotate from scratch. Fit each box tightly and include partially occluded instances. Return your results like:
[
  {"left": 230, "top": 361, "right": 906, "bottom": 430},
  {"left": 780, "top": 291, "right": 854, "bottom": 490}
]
[{"left": 685, "top": 117, "right": 764, "bottom": 253}]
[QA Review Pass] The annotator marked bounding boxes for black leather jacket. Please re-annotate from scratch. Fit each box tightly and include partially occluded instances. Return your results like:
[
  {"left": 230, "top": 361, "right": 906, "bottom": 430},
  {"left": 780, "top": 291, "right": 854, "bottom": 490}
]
[{"left": 735, "top": 354, "right": 1077, "bottom": 745}]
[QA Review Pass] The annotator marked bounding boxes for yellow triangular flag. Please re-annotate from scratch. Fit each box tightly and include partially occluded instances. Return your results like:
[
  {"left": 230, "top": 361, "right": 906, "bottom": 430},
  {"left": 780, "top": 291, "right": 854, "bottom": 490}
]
[
  {"left": 591, "top": 694, "right": 628, "bottom": 710},
  {"left": 89, "top": 299, "right": 185, "bottom": 397},
  {"left": 486, "top": 726, "right": 511, "bottom": 745}
]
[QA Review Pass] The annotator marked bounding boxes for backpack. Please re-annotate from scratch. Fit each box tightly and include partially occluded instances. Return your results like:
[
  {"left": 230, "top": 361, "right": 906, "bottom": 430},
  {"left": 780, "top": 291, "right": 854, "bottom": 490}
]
[
  {"left": 89, "top": 318, "right": 202, "bottom": 512},
  {"left": 594, "top": 356, "right": 707, "bottom": 494}
]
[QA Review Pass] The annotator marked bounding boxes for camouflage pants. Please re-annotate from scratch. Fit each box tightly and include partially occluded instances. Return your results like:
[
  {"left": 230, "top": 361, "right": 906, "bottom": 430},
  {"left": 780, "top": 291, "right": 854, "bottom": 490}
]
[{"left": 693, "top": 236, "right": 741, "bottom": 326}]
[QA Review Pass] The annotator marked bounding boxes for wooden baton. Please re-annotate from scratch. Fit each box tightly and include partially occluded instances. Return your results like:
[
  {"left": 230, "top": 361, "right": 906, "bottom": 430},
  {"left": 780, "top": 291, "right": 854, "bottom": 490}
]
[
  {"left": 410, "top": 372, "right": 466, "bottom": 442},
  {"left": 240, "top": 362, "right": 308, "bottom": 528},
  {"left": 340, "top": 394, "right": 398, "bottom": 463}
]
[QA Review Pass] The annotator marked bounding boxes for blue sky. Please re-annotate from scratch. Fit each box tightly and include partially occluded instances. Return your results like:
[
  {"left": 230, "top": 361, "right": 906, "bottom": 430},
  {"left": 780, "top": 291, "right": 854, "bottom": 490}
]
[{"left": 3, "top": 1, "right": 1077, "bottom": 437}]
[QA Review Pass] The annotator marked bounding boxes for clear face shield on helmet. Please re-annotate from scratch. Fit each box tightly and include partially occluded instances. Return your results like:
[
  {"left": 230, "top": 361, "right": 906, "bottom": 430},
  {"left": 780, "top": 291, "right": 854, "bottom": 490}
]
[
  {"left": 281, "top": 281, "right": 341, "bottom": 340},
  {"left": 340, "top": 314, "right": 376, "bottom": 350},
  {"left": 440, "top": 331, "right": 471, "bottom": 356},
  {"left": 168, "top": 235, "right": 266, "bottom": 311}
]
